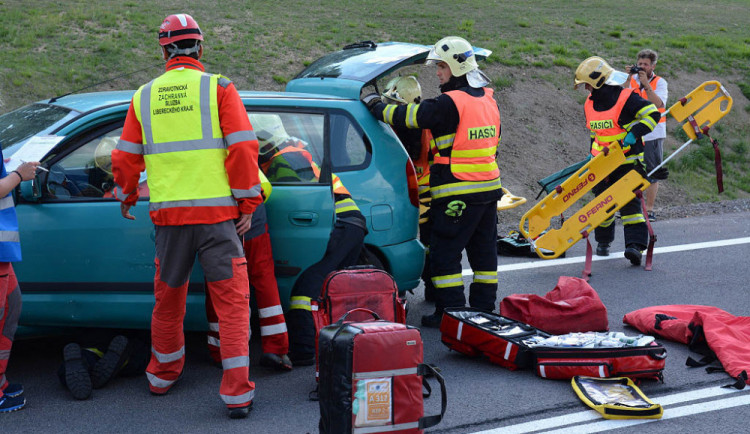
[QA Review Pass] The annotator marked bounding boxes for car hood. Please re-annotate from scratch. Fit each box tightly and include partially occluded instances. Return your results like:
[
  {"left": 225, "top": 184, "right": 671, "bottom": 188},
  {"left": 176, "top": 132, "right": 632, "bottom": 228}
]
[{"left": 285, "top": 41, "right": 491, "bottom": 99}]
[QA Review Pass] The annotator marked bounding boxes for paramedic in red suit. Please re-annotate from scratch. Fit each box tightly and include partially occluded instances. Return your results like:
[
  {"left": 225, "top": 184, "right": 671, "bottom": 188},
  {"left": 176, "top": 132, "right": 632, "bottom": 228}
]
[
  {"left": 364, "top": 36, "right": 502, "bottom": 329},
  {"left": 111, "top": 14, "right": 260, "bottom": 419},
  {"left": 205, "top": 201, "right": 293, "bottom": 371}
]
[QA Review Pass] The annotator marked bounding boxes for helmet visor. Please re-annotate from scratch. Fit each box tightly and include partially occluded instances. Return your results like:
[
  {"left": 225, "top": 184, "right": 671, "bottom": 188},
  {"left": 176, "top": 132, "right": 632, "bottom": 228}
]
[
  {"left": 425, "top": 46, "right": 442, "bottom": 65},
  {"left": 467, "top": 69, "right": 490, "bottom": 88},
  {"left": 605, "top": 70, "right": 629, "bottom": 87}
]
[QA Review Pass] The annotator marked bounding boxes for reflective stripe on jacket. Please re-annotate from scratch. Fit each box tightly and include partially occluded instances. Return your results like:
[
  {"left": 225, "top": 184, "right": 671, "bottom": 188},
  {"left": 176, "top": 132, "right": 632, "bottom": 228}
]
[
  {"left": 629, "top": 76, "right": 666, "bottom": 124},
  {"left": 585, "top": 89, "right": 630, "bottom": 157}
]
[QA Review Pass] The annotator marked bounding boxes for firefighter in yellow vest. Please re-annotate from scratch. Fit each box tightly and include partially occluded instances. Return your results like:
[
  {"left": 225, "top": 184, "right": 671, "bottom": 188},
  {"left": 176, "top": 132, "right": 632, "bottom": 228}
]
[
  {"left": 380, "top": 77, "right": 438, "bottom": 303},
  {"left": 364, "top": 36, "right": 502, "bottom": 328},
  {"left": 574, "top": 56, "right": 661, "bottom": 266},
  {"left": 111, "top": 14, "right": 260, "bottom": 419}
]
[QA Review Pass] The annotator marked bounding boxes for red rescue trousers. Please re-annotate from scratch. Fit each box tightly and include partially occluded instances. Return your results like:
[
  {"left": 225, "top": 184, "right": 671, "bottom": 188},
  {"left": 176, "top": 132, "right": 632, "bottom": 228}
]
[
  {"left": 206, "top": 224, "right": 289, "bottom": 361},
  {"left": 147, "top": 221, "right": 254, "bottom": 409},
  {"left": 0, "top": 263, "right": 21, "bottom": 396}
]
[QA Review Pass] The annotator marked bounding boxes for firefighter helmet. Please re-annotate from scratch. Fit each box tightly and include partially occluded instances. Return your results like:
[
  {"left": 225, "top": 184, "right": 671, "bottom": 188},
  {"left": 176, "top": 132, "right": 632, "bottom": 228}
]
[
  {"left": 381, "top": 76, "right": 422, "bottom": 105},
  {"left": 94, "top": 136, "right": 119, "bottom": 175},
  {"left": 250, "top": 113, "right": 292, "bottom": 157},
  {"left": 574, "top": 56, "right": 629, "bottom": 89},
  {"left": 425, "top": 36, "right": 490, "bottom": 87},
  {"left": 158, "top": 14, "right": 203, "bottom": 46}
]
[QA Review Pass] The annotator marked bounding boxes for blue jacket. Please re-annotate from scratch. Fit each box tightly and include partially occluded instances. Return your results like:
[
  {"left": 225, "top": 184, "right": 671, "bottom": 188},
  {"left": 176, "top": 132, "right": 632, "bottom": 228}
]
[{"left": 0, "top": 147, "right": 21, "bottom": 262}]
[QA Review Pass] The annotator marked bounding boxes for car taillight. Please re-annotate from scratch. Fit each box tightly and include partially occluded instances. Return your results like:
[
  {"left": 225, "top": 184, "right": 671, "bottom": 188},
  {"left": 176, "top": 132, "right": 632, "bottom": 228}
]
[{"left": 405, "top": 159, "right": 419, "bottom": 208}]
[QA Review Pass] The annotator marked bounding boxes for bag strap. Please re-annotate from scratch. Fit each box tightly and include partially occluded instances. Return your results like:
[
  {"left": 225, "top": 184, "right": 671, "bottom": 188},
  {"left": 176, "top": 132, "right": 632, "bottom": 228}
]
[
  {"left": 636, "top": 189, "right": 657, "bottom": 271},
  {"left": 581, "top": 231, "right": 592, "bottom": 281},
  {"left": 417, "top": 363, "right": 447, "bottom": 430},
  {"left": 335, "top": 308, "right": 380, "bottom": 325}
]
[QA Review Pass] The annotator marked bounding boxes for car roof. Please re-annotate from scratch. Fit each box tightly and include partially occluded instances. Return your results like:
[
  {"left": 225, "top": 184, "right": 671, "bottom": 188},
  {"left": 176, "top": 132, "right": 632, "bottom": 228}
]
[{"left": 37, "top": 89, "right": 347, "bottom": 114}]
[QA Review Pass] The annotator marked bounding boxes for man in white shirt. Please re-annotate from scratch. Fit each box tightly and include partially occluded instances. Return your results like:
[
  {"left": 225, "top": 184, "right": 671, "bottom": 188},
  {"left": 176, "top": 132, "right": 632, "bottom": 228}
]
[{"left": 628, "top": 49, "right": 668, "bottom": 221}]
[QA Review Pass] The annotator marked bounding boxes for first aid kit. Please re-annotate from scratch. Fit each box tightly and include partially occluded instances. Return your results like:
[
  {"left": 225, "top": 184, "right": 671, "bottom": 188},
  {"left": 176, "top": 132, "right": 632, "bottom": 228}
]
[{"left": 318, "top": 310, "right": 446, "bottom": 434}]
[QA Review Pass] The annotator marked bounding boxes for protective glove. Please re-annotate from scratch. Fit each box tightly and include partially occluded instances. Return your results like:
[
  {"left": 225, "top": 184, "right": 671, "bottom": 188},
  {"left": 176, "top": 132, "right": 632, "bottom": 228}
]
[
  {"left": 361, "top": 93, "right": 381, "bottom": 111},
  {"left": 651, "top": 165, "right": 669, "bottom": 180},
  {"left": 623, "top": 131, "right": 637, "bottom": 147}
]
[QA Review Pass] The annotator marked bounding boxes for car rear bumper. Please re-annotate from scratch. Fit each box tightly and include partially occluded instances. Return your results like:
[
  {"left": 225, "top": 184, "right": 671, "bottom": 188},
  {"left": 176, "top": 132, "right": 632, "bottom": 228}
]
[{"left": 377, "top": 238, "right": 425, "bottom": 295}]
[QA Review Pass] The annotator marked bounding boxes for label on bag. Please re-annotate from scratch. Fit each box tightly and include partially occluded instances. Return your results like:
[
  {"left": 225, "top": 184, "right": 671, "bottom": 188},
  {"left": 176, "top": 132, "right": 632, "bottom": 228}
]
[{"left": 354, "top": 378, "right": 392, "bottom": 427}]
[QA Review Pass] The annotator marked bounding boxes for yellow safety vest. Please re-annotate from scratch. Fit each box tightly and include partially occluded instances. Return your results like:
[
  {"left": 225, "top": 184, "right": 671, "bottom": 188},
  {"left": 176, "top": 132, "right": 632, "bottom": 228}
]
[{"left": 134, "top": 68, "right": 234, "bottom": 212}]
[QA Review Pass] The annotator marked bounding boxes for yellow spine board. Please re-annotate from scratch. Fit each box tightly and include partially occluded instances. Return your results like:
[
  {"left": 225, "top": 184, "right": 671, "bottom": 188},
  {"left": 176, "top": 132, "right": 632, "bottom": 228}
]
[
  {"left": 667, "top": 81, "right": 733, "bottom": 140},
  {"left": 497, "top": 187, "right": 527, "bottom": 211},
  {"left": 519, "top": 142, "right": 625, "bottom": 241},
  {"left": 571, "top": 376, "right": 663, "bottom": 420},
  {"left": 533, "top": 170, "right": 649, "bottom": 258}
]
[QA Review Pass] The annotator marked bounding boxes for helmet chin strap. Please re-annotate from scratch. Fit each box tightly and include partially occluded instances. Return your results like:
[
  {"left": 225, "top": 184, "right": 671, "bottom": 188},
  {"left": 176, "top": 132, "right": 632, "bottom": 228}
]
[{"left": 166, "top": 41, "right": 201, "bottom": 59}]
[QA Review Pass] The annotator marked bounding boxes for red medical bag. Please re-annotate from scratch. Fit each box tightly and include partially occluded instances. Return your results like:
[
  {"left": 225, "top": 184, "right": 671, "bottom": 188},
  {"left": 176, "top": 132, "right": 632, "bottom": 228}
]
[
  {"left": 440, "top": 308, "right": 550, "bottom": 371},
  {"left": 318, "top": 310, "right": 446, "bottom": 434},
  {"left": 533, "top": 343, "right": 667, "bottom": 381},
  {"left": 499, "top": 276, "right": 608, "bottom": 335},
  {"left": 312, "top": 267, "right": 407, "bottom": 380},
  {"left": 312, "top": 267, "right": 406, "bottom": 330}
]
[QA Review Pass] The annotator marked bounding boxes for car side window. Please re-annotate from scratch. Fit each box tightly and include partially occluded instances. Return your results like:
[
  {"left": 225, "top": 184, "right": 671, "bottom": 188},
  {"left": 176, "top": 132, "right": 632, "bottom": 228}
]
[
  {"left": 45, "top": 127, "right": 148, "bottom": 200},
  {"left": 329, "top": 112, "right": 371, "bottom": 172},
  {"left": 249, "top": 111, "right": 325, "bottom": 184}
]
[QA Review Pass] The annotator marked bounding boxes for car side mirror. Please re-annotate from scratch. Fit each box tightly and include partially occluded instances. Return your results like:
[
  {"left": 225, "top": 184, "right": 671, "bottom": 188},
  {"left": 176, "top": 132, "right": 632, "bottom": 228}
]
[{"left": 19, "top": 176, "right": 42, "bottom": 202}]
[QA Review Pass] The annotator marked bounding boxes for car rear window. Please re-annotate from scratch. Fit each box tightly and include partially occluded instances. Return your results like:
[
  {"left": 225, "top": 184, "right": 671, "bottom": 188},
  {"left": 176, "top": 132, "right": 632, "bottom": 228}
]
[{"left": 0, "top": 103, "right": 73, "bottom": 153}]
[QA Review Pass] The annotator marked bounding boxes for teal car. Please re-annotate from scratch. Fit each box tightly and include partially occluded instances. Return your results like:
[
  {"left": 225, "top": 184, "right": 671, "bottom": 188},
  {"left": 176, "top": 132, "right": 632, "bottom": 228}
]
[{"left": 3, "top": 42, "right": 486, "bottom": 333}]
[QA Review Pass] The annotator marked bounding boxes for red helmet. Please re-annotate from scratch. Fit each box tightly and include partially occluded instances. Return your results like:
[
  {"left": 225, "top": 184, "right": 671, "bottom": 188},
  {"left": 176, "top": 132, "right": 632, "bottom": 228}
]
[{"left": 158, "top": 14, "right": 203, "bottom": 46}]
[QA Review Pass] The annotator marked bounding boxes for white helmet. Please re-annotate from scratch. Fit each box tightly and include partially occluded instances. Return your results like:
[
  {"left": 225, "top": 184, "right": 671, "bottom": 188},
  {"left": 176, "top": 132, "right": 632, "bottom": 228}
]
[
  {"left": 381, "top": 76, "right": 422, "bottom": 105},
  {"left": 426, "top": 36, "right": 490, "bottom": 88},
  {"left": 249, "top": 113, "right": 291, "bottom": 157},
  {"left": 94, "top": 136, "right": 119, "bottom": 175}
]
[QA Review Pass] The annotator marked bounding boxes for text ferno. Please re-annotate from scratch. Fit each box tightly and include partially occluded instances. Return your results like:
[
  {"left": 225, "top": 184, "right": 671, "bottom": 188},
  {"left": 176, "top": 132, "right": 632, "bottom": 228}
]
[
  {"left": 586, "top": 194, "right": 613, "bottom": 218},
  {"left": 563, "top": 173, "right": 596, "bottom": 203}
]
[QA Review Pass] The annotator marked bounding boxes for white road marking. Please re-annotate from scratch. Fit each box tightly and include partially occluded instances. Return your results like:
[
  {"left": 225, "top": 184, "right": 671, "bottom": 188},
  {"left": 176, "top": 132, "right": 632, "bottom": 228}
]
[
  {"left": 460, "top": 237, "right": 750, "bottom": 275},
  {"left": 540, "top": 393, "right": 750, "bottom": 434},
  {"left": 472, "top": 385, "right": 748, "bottom": 434}
]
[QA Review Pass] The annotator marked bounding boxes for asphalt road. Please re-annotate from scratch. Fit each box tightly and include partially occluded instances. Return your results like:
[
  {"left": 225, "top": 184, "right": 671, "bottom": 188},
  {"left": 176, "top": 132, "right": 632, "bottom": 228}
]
[{"left": 4, "top": 210, "right": 750, "bottom": 433}]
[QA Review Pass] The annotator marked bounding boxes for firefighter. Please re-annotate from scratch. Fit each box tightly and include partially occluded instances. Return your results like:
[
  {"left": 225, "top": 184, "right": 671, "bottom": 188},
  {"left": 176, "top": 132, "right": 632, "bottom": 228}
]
[
  {"left": 111, "top": 14, "right": 260, "bottom": 419},
  {"left": 243, "top": 114, "right": 366, "bottom": 364},
  {"left": 363, "top": 36, "right": 502, "bottom": 328},
  {"left": 380, "top": 77, "right": 437, "bottom": 303},
  {"left": 0, "top": 157, "right": 38, "bottom": 413},
  {"left": 286, "top": 173, "right": 366, "bottom": 365},
  {"left": 574, "top": 56, "right": 661, "bottom": 265},
  {"left": 205, "top": 172, "right": 293, "bottom": 372}
]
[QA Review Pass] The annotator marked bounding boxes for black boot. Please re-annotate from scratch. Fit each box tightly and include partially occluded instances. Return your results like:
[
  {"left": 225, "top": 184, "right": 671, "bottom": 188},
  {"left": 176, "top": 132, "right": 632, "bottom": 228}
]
[
  {"left": 596, "top": 243, "right": 610, "bottom": 257},
  {"left": 63, "top": 343, "right": 92, "bottom": 400},
  {"left": 624, "top": 244, "right": 643, "bottom": 266},
  {"left": 91, "top": 335, "right": 131, "bottom": 389}
]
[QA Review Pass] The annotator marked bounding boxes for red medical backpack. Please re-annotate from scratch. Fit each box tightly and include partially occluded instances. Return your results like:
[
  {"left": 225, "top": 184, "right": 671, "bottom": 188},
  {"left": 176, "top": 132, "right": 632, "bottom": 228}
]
[{"left": 318, "top": 310, "right": 446, "bottom": 433}]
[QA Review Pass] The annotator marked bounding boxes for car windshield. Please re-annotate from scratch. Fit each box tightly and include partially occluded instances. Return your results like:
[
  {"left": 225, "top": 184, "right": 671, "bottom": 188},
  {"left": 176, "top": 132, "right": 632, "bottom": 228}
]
[
  {"left": 294, "top": 43, "right": 427, "bottom": 81},
  {"left": 0, "top": 103, "right": 74, "bottom": 154}
]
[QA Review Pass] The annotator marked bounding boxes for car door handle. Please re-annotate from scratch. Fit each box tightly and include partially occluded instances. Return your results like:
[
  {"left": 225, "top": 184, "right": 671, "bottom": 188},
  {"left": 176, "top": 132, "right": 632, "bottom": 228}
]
[{"left": 289, "top": 212, "right": 319, "bottom": 226}]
